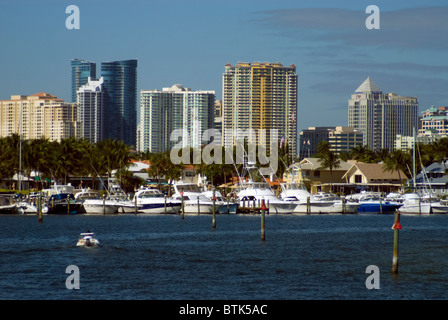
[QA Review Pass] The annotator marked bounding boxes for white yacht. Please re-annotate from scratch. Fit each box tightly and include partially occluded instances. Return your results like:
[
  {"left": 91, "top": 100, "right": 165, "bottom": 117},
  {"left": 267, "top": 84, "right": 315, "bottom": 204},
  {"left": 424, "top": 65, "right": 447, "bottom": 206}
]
[
  {"left": 16, "top": 201, "right": 49, "bottom": 214},
  {"left": 237, "top": 180, "right": 297, "bottom": 214},
  {"left": 202, "top": 190, "right": 238, "bottom": 214},
  {"left": 132, "top": 187, "right": 181, "bottom": 214},
  {"left": 279, "top": 183, "right": 359, "bottom": 214},
  {"left": 82, "top": 197, "right": 122, "bottom": 214},
  {"left": 398, "top": 192, "right": 448, "bottom": 214},
  {"left": 172, "top": 183, "right": 221, "bottom": 214}
]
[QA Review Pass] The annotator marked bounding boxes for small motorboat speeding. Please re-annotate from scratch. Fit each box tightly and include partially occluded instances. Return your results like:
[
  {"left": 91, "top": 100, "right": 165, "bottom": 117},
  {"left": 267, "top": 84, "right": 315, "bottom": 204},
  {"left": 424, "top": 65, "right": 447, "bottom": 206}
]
[{"left": 76, "top": 232, "right": 100, "bottom": 247}]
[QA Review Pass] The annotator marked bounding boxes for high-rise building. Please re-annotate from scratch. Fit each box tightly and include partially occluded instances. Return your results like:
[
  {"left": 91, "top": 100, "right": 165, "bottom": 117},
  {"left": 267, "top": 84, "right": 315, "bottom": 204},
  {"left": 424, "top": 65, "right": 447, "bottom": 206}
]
[
  {"left": 138, "top": 84, "right": 215, "bottom": 153},
  {"left": 101, "top": 59, "right": 138, "bottom": 147},
  {"left": 222, "top": 62, "right": 298, "bottom": 157},
  {"left": 299, "top": 126, "right": 363, "bottom": 159},
  {"left": 76, "top": 77, "right": 105, "bottom": 143},
  {"left": 0, "top": 93, "right": 79, "bottom": 141},
  {"left": 71, "top": 59, "right": 96, "bottom": 103},
  {"left": 348, "top": 77, "right": 418, "bottom": 151}
]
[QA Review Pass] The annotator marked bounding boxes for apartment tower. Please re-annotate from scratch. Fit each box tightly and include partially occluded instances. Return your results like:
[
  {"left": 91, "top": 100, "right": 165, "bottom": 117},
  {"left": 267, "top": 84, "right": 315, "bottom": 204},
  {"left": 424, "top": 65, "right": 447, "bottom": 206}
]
[
  {"left": 76, "top": 77, "right": 105, "bottom": 143},
  {"left": 0, "top": 93, "right": 79, "bottom": 141},
  {"left": 138, "top": 84, "right": 215, "bottom": 153},
  {"left": 222, "top": 62, "right": 298, "bottom": 157}
]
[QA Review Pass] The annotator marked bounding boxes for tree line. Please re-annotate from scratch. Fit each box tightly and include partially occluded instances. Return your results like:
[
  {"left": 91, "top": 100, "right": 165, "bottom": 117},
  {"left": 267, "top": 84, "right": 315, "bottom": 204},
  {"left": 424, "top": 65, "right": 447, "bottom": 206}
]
[
  {"left": 0, "top": 135, "right": 293, "bottom": 193},
  {"left": 314, "top": 138, "right": 448, "bottom": 184}
]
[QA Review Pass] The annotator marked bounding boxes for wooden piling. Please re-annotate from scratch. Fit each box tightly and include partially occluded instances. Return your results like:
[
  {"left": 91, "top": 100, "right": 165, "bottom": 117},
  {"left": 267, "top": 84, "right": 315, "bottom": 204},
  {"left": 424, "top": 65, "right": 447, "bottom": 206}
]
[
  {"left": 164, "top": 195, "right": 167, "bottom": 214},
  {"left": 38, "top": 192, "right": 43, "bottom": 223},
  {"left": 103, "top": 194, "right": 106, "bottom": 215},
  {"left": 181, "top": 193, "right": 184, "bottom": 219},
  {"left": 261, "top": 199, "right": 266, "bottom": 241},
  {"left": 212, "top": 189, "right": 216, "bottom": 229},
  {"left": 306, "top": 196, "right": 310, "bottom": 214},
  {"left": 392, "top": 212, "right": 401, "bottom": 274}
]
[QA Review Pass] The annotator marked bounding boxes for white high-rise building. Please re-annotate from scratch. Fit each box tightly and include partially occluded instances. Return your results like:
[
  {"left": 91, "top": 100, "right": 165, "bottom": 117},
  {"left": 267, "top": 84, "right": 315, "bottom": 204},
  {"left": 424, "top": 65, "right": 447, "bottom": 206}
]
[
  {"left": 348, "top": 77, "right": 418, "bottom": 151},
  {"left": 76, "top": 77, "right": 104, "bottom": 143},
  {"left": 138, "top": 84, "right": 215, "bottom": 153}
]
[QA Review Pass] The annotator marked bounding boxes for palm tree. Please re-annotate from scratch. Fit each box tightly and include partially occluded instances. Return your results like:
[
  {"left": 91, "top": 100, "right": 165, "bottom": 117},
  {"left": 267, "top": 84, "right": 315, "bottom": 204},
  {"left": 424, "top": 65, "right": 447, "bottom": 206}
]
[
  {"left": 317, "top": 141, "right": 340, "bottom": 192},
  {"left": 350, "top": 144, "right": 376, "bottom": 163},
  {"left": 383, "top": 149, "right": 411, "bottom": 184}
]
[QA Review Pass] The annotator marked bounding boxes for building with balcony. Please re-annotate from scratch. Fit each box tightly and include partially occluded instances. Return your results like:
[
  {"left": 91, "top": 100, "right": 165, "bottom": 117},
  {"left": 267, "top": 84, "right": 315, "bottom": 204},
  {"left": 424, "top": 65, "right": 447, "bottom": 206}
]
[
  {"left": 0, "top": 93, "right": 79, "bottom": 141},
  {"left": 138, "top": 84, "right": 215, "bottom": 153},
  {"left": 222, "top": 62, "right": 298, "bottom": 157}
]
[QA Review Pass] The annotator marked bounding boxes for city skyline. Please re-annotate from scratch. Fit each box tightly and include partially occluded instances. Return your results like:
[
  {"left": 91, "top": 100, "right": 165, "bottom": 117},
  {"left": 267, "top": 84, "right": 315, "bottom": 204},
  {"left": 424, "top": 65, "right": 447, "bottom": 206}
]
[{"left": 1, "top": 0, "right": 448, "bottom": 136}]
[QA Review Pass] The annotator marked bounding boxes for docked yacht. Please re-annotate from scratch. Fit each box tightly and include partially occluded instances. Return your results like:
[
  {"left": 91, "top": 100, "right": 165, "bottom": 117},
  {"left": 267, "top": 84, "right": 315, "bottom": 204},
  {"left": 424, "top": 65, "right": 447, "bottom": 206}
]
[
  {"left": 82, "top": 197, "right": 122, "bottom": 214},
  {"left": 279, "top": 183, "right": 359, "bottom": 214},
  {"left": 202, "top": 190, "right": 238, "bottom": 214},
  {"left": 398, "top": 193, "right": 448, "bottom": 214},
  {"left": 132, "top": 187, "right": 181, "bottom": 214},
  {"left": 172, "top": 183, "right": 222, "bottom": 214},
  {"left": 346, "top": 192, "right": 402, "bottom": 214},
  {"left": 76, "top": 232, "right": 100, "bottom": 247},
  {"left": 16, "top": 201, "right": 49, "bottom": 214},
  {"left": 237, "top": 181, "right": 296, "bottom": 213}
]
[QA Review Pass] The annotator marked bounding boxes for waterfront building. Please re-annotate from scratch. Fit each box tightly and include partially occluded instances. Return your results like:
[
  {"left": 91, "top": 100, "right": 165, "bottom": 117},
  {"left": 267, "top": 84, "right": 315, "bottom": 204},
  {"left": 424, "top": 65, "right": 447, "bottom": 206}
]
[
  {"left": 71, "top": 59, "right": 96, "bottom": 103},
  {"left": 101, "top": 59, "right": 138, "bottom": 147},
  {"left": 138, "top": 84, "right": 215, "bottom": 153},
  {"left": 299, "top": 126, "right": 363, "bottom": 159},
  {"left": 76, "top": 77, "right": 105, "bottom": 143},
  {"left": 0, "top": 93, "right": 79, "bottom": 141},
  {"left": 328, "top": 126, "right": 364, "bottom": 154},
  {"left": 348, "top": 77, "right": 418, "bottom": 151},
  {"left": 222, "top": 62, "right": 298, "bottom": 157},
  {"left": 419, "top": 106, "right": 448, "bottom": 136}
]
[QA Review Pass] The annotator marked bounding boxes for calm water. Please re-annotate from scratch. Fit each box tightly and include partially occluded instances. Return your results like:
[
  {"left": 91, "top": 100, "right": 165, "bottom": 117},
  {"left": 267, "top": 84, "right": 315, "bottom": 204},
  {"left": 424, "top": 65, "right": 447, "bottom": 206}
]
[{"left": 1, "top": 213, "right": 447, "bottom": 300}]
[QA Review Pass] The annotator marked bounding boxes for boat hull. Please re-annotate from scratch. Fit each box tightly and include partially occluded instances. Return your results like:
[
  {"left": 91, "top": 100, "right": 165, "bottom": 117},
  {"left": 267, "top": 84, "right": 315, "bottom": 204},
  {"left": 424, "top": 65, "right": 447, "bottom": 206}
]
[
  {"left": 356, "top": 202, "right": 401, "bottom": 214},
  {"left": 83, "top": 199, "right": 121, "bottom": 214}
]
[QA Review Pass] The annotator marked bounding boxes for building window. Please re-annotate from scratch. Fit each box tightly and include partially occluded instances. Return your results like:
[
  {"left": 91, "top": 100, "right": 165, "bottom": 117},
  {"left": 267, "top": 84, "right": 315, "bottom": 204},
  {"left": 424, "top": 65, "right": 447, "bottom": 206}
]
[
  {"left": 355, "top": 175, "right": 362, "bottom": 183},
  {"left": 314, "top": 171, "right": 320, "bottom": 178}
]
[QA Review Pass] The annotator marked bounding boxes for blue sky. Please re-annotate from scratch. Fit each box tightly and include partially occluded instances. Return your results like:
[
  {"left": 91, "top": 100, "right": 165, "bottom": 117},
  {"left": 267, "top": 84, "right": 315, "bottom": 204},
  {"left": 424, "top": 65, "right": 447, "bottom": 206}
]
[{"left": 1, "top": 0, "right": 448, "bottom": 135}]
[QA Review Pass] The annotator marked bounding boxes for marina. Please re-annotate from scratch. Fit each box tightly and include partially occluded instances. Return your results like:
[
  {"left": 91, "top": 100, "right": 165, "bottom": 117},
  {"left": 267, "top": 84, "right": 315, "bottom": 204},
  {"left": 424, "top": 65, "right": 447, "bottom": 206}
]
[{"left": 1, "top": 213, "right": 447, "bottom": 300}]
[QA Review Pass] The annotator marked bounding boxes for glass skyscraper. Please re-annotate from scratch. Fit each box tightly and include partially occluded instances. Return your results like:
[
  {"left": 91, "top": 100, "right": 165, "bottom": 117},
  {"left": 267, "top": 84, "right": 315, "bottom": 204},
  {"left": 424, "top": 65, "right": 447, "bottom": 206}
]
[
  {"left": 101, "top": 59, "right": 138, "bottom": 147},
  {"left": 71, "top": 59, "right": 96, "bottom": 103}
]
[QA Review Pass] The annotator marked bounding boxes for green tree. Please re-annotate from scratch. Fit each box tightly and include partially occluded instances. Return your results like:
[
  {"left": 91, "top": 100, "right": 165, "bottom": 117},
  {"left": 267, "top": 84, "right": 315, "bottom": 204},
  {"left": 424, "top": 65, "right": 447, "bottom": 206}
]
[
  {"left": 383, "top": 149, "right": 411, "bottom": 183},
  {"left": 317, "top": 141, "right": 340, "bottom": 192}
]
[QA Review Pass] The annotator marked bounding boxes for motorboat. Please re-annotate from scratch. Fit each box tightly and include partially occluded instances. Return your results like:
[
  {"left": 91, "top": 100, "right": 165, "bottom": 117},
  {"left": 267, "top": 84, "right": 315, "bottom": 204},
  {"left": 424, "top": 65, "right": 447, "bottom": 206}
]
[
  {"left": 397, "top": 193, "right": 448, "bottom": 214},
  {"left": 16, "top": 201, "right": 49, "bottom": 214},
  {"left": 46, "top": 193, "right": 83, "bottom": 214},
  {"left": 279, "top": 183, "right": 359, "bottom": 214},
  {"left": 202, "top": 190, "right": 238, "bottom": 214},
  {"left": 76, "top": 232, "right": 100, "bottom": 247},
  {"left": 74, "top": 189, "right": 101, "bottom": 213},
  {"left": 82, "top": 197, "right": 122, "bottom": 214},
  {"left": 237, "top": 181, "right": 297, "bottom": 214},
  {"left": 346, "top": 192, "right": 402, "bottom": 214},
  {"left": 108, "top": 183, "right": 142, "bottom": 213},
  {"left": 172, "top": 183, "right": 222, "bottom": 214},
  {"left": 132, "top": 187, "right": 181, "bottom": 214}
]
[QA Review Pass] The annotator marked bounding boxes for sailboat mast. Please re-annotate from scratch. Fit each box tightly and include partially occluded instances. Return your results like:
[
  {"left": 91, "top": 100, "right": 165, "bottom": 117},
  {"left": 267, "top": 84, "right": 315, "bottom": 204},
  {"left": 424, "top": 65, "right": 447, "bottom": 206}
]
[
  {"left": 413, "top": 127, "right": 416, "bottom": 189},
  {"left": 19, "top": 99, "right": 23, "bottom": 192}
]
